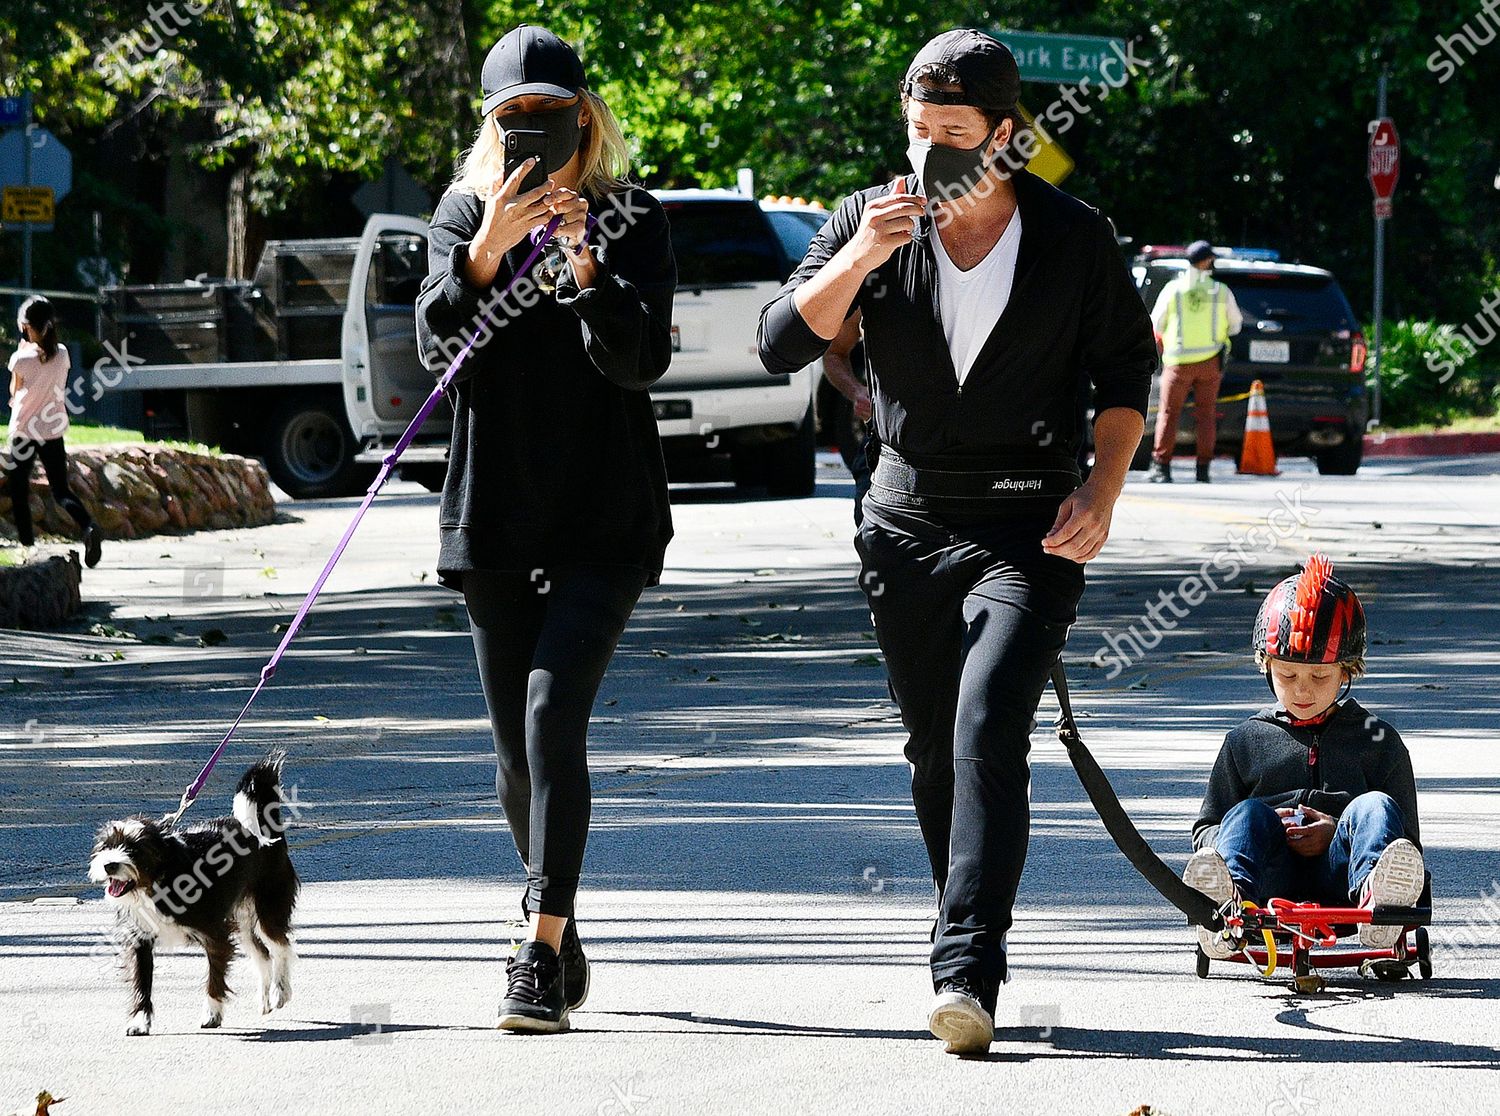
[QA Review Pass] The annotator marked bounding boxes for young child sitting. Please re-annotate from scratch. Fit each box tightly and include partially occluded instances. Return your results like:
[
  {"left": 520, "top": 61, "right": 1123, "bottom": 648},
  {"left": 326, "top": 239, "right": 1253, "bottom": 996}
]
[{"left": 1184, "top": 553, "right": 1425, "bottom": 958}]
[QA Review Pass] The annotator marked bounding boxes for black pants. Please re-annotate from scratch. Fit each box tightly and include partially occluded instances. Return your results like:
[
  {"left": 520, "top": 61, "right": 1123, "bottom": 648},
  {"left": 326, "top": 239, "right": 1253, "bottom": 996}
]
[
  {"left": 854, "top": 497, "right": 1085, "bottom": 990},
  {"left": 4, "top": 437, "right": 93, "bottom": 547},
  {"left": 462, "top": 565, "right": 648, "bottom": 918}
]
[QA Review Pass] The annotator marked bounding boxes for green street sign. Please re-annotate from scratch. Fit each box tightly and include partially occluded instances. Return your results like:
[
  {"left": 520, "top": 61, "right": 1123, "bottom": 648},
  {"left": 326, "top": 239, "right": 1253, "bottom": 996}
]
[{"left": 991, "top": 29, "right": 1128, "bottom": 85}]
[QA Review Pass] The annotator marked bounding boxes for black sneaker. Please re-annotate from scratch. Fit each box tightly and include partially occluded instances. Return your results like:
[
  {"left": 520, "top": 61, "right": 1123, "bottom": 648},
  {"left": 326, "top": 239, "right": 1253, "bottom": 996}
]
[
  {"left": 83, "top": 523, "right": 103, "bottom": 568},
  {"left": 927, "top": 975, "right": 995, "bottom": 1055},
  {"left": 1147, "top": 460, "right": 1173, "bottom": 484},
  {"left": 497, "top": 941, "right": 568, "bottom": 1033},
  {"left": 560, "top": 919, "right": 590, "bottom": 1010}
]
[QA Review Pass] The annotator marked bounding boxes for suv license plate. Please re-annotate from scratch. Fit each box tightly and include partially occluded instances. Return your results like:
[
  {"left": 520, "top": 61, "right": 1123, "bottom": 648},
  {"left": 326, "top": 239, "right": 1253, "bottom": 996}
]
[{"left": 1250, "top": 340, "right": 1290, "bottom": 363}]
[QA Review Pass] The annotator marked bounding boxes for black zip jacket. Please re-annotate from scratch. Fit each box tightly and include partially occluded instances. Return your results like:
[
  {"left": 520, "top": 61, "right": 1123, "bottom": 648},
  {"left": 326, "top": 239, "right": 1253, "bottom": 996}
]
[
  {"left": 1192, "top": 698, "right": 1421, "bottom": 852},
  {"left": 415, "top": 184, "right": 677, "bottom": 591},
  {"left": 757, "top": 168, "right": 1157, "bottom": 480}
]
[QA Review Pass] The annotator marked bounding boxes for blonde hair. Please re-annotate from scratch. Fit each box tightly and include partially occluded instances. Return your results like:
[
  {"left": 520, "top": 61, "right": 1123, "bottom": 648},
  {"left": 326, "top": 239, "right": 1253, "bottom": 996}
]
[
  {"left": 447, "top": 89, "right": 634, "bottom": 201},
  {"left": 1256, "top": 650, "right": 1366, "bottom": 682}
]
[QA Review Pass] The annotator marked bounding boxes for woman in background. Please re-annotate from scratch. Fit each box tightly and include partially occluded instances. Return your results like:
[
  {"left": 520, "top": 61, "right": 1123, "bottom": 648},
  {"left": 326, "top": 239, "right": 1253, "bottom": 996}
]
[{"left": 5, "top": 296, "right": 102, "bottom": 567}]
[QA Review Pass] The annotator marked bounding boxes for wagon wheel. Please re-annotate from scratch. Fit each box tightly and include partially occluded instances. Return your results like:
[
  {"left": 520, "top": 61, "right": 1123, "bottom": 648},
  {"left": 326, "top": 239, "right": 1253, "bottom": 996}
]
[
  {"left": 1195, "top": 945, "right": 1211, "bottom": 979},
  {"left": 1416, "top": 926, "right": 1433, "bottom": 980},
  {"left": 1291, "top": 949, "right": 1324, "bottom": 994}
]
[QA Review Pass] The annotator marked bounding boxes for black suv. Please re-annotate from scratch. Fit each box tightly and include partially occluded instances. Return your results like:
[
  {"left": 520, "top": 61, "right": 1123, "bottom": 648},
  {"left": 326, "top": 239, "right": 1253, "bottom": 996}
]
[{"left": 1132, "top": 249, "right": 1369, "bottom": 474}]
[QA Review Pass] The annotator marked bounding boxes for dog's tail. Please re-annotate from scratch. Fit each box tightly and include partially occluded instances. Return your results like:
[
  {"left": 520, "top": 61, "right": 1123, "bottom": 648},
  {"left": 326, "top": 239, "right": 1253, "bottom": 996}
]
[{"left": 234, "top": 750, "right": 291, "bottom": 846}]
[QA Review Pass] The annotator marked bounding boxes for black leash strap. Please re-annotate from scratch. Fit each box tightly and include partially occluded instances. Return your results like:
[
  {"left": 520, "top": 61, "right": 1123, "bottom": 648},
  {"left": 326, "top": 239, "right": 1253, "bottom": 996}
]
[{"left": 1050, "top": 660, "right": 1224, "bottom": 931}]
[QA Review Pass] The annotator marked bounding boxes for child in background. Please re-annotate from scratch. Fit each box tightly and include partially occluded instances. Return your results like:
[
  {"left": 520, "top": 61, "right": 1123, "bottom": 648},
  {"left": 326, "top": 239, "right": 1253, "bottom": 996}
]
[
  {"left": 1185, "top": 554, "right": 1424, "bottom": 958},
  {"left": 5, "top": 296, "right": 102, "bottom": 567}
]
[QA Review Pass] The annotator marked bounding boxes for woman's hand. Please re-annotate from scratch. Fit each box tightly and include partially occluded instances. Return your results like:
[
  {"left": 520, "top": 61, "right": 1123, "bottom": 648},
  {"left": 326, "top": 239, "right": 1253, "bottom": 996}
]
[
  {"left": 465, "top": 159, "right": 556, "bottom": 285},
  {"left": 1279, "top": 805, "right": 1337, "bottom": 857},
  {"left": 544, "top": 187, "right": 590, "bottom": 249}
]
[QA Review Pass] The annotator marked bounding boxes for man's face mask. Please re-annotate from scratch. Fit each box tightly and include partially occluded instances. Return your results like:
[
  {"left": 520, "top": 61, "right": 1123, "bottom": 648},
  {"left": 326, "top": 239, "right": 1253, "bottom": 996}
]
[
  {"left": 494, "top": 103, "right": 583, "bottom": 173},
  {"left": 905, "top": 128, "right": 1001, "bottom": 203}
]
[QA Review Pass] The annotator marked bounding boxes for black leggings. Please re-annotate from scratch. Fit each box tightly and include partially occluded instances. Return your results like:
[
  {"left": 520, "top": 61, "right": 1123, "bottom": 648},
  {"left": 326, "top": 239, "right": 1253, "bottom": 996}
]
[
  {"left": 5, "top": 437, "right": 93, "bottom": 547},
  {"left": 462, "top": 565, "right": 648, "bottom": 918}
]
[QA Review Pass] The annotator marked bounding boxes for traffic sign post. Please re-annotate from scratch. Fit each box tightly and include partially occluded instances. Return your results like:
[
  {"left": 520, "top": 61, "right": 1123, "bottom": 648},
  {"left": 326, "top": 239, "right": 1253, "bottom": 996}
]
[
  {"left": 988, "top": 29, "right": 1129, "bottom": 186},
  {"left": 0, "top": 97, "right": 73, "bottom": 289},
  {"left": 1367, "top": 73, "right": 1398, "bottom": 428},
  {"left": 991, "top": 29, "right": 1129, "bottom": 85}
]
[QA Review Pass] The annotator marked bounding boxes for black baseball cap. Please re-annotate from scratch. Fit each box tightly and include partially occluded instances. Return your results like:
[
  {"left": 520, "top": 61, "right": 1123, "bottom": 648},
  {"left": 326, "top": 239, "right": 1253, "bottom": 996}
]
[
  {"left": 1186, "top": 240, "right": 1216, "bottom": 263},
  {"left": 481, "top": 24, "right": 587, "bottom": 116},
  {"left": 903, "top": 28, "right": 1021, "bottom": 112}
]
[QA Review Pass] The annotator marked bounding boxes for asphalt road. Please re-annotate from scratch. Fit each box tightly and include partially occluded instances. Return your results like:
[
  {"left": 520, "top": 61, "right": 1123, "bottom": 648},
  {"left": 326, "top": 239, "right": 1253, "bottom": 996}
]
[{"left": 3, "top": 452, "right": 1498, "bottom": 1115}]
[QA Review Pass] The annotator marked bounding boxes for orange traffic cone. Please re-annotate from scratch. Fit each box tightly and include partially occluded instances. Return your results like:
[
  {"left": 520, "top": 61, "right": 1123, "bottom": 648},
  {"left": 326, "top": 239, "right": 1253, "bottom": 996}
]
[{"left": 1238, "top": 379, "right": 1279, "bottom": 475}]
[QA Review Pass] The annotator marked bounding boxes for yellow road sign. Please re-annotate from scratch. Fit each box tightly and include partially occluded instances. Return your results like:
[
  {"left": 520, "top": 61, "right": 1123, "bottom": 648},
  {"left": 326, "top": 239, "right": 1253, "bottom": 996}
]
[
  {"left": 3, "top": 185, "right": 54, "bottom": 224},
  {"left": 1015, "top": 104, "right": 1075, "bottom": 186}
]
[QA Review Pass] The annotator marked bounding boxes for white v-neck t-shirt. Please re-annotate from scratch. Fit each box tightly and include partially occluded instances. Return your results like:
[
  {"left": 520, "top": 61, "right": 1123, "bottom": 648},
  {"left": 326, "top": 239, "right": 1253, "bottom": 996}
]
[{"left": 931, "top": 210, "right": 1022, "bottom": 386}]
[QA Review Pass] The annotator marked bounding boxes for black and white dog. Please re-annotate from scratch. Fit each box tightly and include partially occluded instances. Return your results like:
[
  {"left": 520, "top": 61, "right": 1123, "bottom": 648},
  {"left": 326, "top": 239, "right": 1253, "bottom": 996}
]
[{"left": 88, "top": 753, "right": 301, "bottom": 1035}]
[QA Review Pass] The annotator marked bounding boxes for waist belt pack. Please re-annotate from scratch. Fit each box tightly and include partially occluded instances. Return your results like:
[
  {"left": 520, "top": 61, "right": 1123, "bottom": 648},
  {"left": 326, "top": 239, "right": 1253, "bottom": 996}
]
[{"left": 870, "top": 445, "right": 1080, "bottom": 508}]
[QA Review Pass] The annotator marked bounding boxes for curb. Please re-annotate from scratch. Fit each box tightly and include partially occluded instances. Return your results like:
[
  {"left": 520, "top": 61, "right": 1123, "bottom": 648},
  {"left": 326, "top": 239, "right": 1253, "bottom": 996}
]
[{"left": 1363, "top": 430, "right": 1500, "bottom": 457}]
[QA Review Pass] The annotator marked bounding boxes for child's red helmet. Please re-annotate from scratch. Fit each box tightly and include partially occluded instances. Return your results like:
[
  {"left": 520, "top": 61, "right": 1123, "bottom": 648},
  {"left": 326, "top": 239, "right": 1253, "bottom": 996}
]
[{"left": 1253, "top": 554, "right": 1366, "bottom": 664}]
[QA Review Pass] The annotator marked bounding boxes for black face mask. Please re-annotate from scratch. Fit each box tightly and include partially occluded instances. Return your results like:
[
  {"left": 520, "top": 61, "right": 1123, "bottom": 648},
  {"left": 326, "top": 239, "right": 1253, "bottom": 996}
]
[
  {"left": 495, "top": 105, "right": 583, "bottom": 173},
  {"left": 906, "top": 132, "right": 999, "bottom": 203}
]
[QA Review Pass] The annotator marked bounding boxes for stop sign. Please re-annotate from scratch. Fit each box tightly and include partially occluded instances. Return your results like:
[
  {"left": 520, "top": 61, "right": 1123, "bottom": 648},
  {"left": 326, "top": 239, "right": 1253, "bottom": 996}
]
[{"left": 1368, "top": 118, "right": 1399, "bottom": 215}]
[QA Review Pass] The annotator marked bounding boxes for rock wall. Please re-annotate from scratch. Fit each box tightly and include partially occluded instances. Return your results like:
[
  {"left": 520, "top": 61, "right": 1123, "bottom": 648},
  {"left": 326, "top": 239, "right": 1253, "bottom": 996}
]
[
  {"left": 0, "top": 551, "right": 81, "bottom": 629},
  {"left": 0, "top": 445, "right": 275, "bottom": 541}
]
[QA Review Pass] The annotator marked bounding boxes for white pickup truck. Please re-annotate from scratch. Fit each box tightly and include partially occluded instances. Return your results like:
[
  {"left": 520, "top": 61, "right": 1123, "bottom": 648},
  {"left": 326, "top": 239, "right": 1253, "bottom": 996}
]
[{"left": 98, "top": 193, "right": 826, "bottom": 499}]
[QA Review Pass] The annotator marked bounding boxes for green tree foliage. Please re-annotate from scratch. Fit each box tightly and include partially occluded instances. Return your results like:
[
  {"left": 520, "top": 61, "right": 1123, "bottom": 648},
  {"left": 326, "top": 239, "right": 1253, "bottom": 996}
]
[{"left": 2, "top": 0, "right": 1496, "bottom": 325}]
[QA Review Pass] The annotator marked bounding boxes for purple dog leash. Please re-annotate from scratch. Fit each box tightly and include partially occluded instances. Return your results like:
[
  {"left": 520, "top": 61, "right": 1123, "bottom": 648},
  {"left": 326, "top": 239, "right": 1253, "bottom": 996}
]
[{"left": 164, "top": 214, "right": 564, "bottom": 828}]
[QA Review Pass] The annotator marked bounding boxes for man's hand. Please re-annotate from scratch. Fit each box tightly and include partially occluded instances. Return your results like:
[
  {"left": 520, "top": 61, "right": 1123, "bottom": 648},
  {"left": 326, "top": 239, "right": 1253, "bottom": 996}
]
[
  {"left": 1042, "top": 478, "right": 1120, "bottom": 563},
  {"left": 1043, "top": 405, "right": 1143, "bottom": 563},
  {"left": 845, "top": 178, "right": 927, "bottom": 273},
  {"left": 1279, "top": 805, "right": 1336, "bottom": 857}
]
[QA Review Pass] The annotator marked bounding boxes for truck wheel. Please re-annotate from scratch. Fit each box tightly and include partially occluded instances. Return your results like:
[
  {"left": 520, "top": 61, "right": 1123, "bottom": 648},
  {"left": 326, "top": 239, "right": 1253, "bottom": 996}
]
[
  {"left": 764, "top": 405, "right": 817, "bottom": 498},
  {"left": 1315, "top": 425, "right": 1363, "bottom": 475},
  {"left": 262, "top": 394, "right": 370, "bottom": 499}
]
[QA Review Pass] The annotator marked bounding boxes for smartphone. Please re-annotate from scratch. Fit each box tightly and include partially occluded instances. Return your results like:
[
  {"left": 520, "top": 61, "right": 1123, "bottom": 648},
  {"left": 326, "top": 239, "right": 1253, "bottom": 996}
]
[{"left": 502, "top": 129, "right": 550, "bottom": 194}]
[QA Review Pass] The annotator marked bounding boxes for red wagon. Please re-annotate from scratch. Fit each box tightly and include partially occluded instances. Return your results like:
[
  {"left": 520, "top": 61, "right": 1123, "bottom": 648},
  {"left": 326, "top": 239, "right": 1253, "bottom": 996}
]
[{"left": 1195, "top": 877, "right": 1433, "bottom": 993}]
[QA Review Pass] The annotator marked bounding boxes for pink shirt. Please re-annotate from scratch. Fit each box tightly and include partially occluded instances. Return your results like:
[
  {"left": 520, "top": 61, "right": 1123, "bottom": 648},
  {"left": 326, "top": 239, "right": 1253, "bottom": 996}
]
[{"left": 7, "top": 341, "right": 72, "bottom": 445}]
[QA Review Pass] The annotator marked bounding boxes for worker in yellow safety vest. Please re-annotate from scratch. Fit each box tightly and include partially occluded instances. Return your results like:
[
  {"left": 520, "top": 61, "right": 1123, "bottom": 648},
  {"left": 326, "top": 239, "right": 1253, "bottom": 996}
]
[{"left": 1147, "top": 240, "right": 1243, "bottom": 483}]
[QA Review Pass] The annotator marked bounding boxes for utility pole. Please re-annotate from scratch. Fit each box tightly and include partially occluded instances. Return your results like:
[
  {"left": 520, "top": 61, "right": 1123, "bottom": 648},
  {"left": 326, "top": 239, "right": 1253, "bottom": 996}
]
[{"left": 1370, "top": 69, "right": 1389, "bottom": 428}]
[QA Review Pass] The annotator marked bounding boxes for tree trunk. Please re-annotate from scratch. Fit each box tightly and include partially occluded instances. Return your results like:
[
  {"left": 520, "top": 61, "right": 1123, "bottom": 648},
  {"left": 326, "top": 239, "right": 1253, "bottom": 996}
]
[{"left": 226, "top": 153, "right": 255, "bottom": 279}]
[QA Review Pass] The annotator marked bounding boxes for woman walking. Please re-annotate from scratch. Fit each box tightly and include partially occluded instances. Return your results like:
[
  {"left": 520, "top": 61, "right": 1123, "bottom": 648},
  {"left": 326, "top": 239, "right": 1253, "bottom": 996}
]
[
  {"left": 415, "top": 24, "right": 676, "bottom": 1033},
  {"left": 5, "top": 296, "right": 103, "bottom": 566}
]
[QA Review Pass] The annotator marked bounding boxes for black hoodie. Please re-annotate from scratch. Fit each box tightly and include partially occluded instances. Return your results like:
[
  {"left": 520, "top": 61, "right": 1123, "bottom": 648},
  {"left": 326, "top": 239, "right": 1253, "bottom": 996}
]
[
  {"left": 1192, "top": 697, "right": 1420, "bottom": 852},
  {"left": 414, "top": 184, "right": 677, "bottom": 591},
  {"left": 757, "top": 168, "right": 1156, "bottom": 476}
]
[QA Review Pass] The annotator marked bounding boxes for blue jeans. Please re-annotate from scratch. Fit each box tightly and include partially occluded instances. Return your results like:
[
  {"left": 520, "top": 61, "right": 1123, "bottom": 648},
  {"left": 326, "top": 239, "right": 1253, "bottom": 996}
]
[{"left": 1214, "top": 792, "right": 1410, "bottom": 906}]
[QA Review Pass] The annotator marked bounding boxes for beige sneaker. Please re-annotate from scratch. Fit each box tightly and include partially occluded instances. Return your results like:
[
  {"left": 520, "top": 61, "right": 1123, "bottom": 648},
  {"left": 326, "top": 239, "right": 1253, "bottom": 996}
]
[
  {"left": 1183, "top": 848, "right": 1241, "bottom": 959},
  {"left": 1359, "top": 839, "right": 1425, "bottom": 948}
]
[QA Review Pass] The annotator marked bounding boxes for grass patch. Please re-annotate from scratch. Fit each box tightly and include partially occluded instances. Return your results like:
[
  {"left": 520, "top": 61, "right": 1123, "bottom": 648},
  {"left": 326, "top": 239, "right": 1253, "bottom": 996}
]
[
  {"left": 0, "top": 548, "right": 19, "bottom": 568},
  {"left": 1, "top": 421, "right": 221, "bottom": 455},
  {"left": 1378, "top": 413, "right": 1500, "bottom": 436}
]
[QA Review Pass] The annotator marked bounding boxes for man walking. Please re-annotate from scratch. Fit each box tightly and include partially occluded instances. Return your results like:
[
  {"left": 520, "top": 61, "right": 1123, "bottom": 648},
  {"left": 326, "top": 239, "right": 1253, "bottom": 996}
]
[
  {"left": 758, "top": 29, "right": 1156, "bottom": 1054},
  {"left": 1148, "top": 240, "right": 1243, "bottom": 483}
]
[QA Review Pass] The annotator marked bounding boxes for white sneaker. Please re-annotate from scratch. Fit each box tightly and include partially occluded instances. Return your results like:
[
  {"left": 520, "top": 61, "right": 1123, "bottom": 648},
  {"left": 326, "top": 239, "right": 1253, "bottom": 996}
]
[
  {"left": 1183, "top": 848, "right": 1241, "bottom": 959},
  {"left": 927, "top": 980, "right": 994, "bottom": 1055},
  {"left": 1359, "top": 839, "right": 1425, "bottom": 948}
]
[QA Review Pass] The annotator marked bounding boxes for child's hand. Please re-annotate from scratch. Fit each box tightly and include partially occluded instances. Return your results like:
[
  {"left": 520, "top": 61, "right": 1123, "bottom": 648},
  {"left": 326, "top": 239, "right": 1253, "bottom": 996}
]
[{"left": 1278, "top": 805, "right": 1335, "bottom": 857}]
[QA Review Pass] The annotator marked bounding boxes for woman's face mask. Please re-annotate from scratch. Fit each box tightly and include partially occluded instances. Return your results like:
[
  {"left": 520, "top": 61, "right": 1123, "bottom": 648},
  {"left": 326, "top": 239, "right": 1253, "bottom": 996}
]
[
  {"left": 494, "top": 103, "right": 583, "bottom": 173},
  {"left": 905, "top": 129, "right": 1000, "bottom": 203}
]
